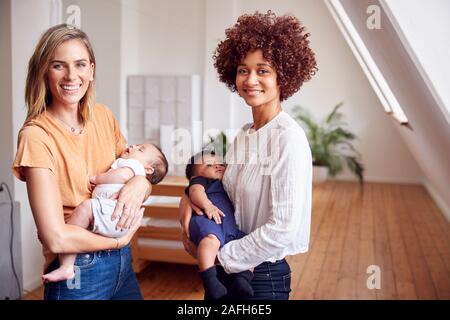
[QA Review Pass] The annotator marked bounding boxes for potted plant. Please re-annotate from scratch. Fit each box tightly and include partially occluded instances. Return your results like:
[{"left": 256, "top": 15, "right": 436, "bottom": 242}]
[
  {"left": 204, "top": 131, "right": 230, "bottom": 161},
  {"left": 292, "top": 102, "right": 364, "bottom": 184}
]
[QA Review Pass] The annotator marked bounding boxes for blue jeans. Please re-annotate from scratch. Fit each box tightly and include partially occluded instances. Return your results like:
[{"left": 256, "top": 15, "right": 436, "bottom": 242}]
[
  {"left": 249, "top": 259, "right": 291, "bottom": 300},
  {"left": 217, "top": 259, "right": 291, "bottom": 300},
  {"left": 44, "top": 245, "right": 143, "bottom": 300}
]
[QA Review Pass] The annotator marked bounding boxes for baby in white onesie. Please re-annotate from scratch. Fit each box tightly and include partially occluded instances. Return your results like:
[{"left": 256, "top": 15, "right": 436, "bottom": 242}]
[{"left": 42, "top": 143, "right": 168, "bottom": 283}]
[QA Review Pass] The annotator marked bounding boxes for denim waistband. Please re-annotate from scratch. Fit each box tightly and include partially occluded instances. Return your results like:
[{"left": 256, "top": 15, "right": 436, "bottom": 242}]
[
  {"left": 93, "top": 244, "right": 130, "bottom": 257},
  {"left": 258, "top": 258, "right": 286, "bottom": 266},
  {"left": 255, "top": 259, "right": 289, "bottom": 272}
]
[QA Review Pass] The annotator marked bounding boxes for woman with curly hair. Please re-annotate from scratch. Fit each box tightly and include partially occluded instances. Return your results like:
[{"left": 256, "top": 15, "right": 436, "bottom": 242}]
[{"left": 180, "top": 10, "right": 317, "bottom": 300}]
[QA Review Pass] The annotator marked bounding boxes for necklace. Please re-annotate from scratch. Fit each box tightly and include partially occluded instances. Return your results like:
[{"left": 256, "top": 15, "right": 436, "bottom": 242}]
[{"left": 48, "top": 111, "right": 84, "bottom": 134}]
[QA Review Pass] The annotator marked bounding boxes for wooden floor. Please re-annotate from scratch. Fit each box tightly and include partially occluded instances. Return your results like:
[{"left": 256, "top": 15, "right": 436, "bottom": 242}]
[{"left": 23, "top": 181, "right": 450, "bottom": 300}]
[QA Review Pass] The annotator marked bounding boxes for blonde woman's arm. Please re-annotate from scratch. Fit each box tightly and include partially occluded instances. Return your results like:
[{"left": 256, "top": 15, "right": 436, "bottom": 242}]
[{"left": 25, "top": 167, "right": 142, "bottom": 254}]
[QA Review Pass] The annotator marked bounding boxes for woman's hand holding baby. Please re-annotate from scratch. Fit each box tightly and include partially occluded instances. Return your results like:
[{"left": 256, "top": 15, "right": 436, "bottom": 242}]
[
  {"left": 179, "top": 194, "right": 202, "bottom": 237},
  {"left": 179, "top": 194, "right": 203, "bottom": 258},
  {"left": 111, "top": 175, "right": 151, "bottom": 230},
  {"left": 116, "top": 207, "right": 144, "bottom": 248},
  {"left": 181, "top": 232, "right": 198, "bottom": 259}
]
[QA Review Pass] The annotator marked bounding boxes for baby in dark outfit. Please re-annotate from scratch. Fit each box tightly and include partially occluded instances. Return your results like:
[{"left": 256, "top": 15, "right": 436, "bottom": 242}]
[{"left": 185, "top": 150, "right": 253, "bottom": 300}]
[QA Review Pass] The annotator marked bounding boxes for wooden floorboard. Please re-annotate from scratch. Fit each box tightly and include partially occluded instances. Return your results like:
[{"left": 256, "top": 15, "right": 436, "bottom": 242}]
[
  {"left": 22, "top": 181, "right": 450, "bottom": 300},
  {"left": 372, "top": 184, "right": 396, "bottom": 299},
  {"left": 396, "top": 185, "right": 439, "bottom": 299},
  {"left": 383, "top": 184, "right": 417, "bottom": 299}
]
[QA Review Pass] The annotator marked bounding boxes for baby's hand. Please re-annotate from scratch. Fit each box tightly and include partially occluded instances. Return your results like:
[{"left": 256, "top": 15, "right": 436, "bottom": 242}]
[
  {"left": 204, "top": 203, "right": 225, "bottom": 224},
  {"left": 88, "top": 176, "right": 97, "bottom": 192}
]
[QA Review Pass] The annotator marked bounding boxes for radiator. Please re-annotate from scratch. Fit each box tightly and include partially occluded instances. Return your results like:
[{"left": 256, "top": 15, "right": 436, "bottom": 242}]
[{"left": 0, "top": 201, "right": 22, "bottom": 300}]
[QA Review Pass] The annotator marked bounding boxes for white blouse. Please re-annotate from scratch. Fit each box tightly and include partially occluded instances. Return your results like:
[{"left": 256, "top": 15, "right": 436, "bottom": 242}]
[{"left": 217, "top": 111, "right": 312, "bottom": 273}]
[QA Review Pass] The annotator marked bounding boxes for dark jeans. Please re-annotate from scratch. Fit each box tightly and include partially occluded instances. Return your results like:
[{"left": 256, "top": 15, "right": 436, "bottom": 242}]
[
  {"left": 217, "top": 259, "right": 291, "bottom": 300},
  {"left": 44, "top": 245, "right": 143, "bottom": 300}
]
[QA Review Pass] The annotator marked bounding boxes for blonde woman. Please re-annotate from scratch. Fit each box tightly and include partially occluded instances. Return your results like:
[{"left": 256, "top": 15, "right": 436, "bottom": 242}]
[{"left": 12, "top": 24, "right": 149, "bottom": 300}]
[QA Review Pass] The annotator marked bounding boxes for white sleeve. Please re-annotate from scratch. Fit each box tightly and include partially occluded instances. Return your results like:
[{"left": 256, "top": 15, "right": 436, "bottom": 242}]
[
  {"left": 217, "top": 129, "right": 312, "bottom": 273},
  {"left": 111, "top": 158, "right": 146, "bottom": 177}
]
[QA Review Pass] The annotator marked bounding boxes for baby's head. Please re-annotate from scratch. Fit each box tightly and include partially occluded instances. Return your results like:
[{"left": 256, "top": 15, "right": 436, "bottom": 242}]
[
  {"left": 185, "top": 150, "right": 225, "bottom": 181},
  {"left": 121, "top": 143, "right": 168, "bottom": 184}
]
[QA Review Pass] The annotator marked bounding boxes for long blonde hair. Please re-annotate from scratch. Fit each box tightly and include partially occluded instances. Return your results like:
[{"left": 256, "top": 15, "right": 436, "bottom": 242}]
[{"left": 25, "top": 24, "right": 96, "bottom": 122}]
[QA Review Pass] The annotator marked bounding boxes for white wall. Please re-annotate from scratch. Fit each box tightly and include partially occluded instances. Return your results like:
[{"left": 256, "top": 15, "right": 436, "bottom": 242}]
[
  {"left": 202, "top": 0, "right": 238, "bottom": 134},
  {"left": 137, "top": 0, "right": 205, "bottom": 76},
  {"left": 62, "top": 0, "right": 122, "bottom": 118},
  {"left": 120, "top": 0, "right": 206, "bottom": 141},
  {"left": 0, "top": 0, "right": 14, "bottom": 191},
  {"left": 384, "top": 0, "right": 450, "bottom": 124},
  {"left": 10, "top": 0, "right": 51, "bottom": 293},
  {"left": 209, "top": 0, "right": 423, "bottom": 183},
  {"left": 120, "top": 0, "right": 141, "bottom": 135}
]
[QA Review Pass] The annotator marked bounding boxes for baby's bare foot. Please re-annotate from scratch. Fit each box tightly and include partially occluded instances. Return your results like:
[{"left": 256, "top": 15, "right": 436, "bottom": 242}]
[{"left": 42, "top": 265, "right": 75, "bottom": 283}]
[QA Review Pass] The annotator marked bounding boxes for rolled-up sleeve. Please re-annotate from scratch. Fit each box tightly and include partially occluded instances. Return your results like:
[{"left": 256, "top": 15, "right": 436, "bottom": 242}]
[{"left": 12, "top": 126, "right": 56, "bottom": 181}]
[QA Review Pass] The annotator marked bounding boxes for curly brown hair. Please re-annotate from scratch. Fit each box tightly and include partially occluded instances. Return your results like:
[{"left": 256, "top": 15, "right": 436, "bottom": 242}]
[{"left": 213, "top": 11, "right": 318, "bottom": 101}]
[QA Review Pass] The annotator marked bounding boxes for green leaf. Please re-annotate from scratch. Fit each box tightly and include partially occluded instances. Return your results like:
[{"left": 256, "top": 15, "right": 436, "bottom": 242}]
[
  {"left": 204, "top": 132, "right": 230, "bottom": 160},
  {"left": 291, "top": 102, "right": 365, "bottom": 183},
  {"left": 345, "top": 156, "right": 365, "bottom": 184},
  {"left": 325, "top": 102, "right": 344, "bottom": 124}
]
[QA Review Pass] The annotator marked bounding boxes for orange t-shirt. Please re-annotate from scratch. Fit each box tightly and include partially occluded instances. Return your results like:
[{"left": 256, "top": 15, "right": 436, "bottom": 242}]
[{"left": 12, "top": 103, "right": 126, "bottom": 271}]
